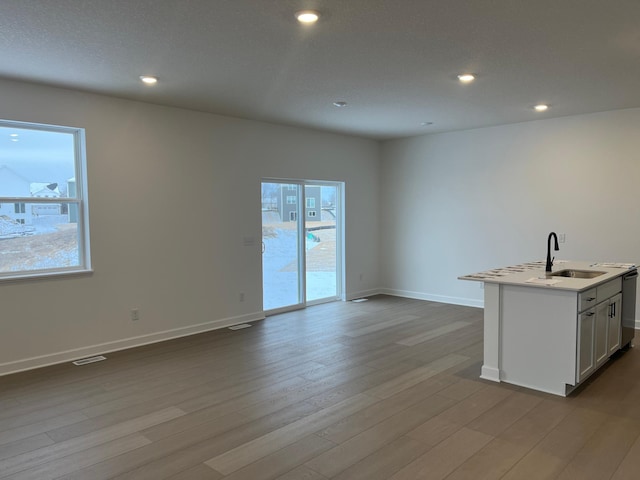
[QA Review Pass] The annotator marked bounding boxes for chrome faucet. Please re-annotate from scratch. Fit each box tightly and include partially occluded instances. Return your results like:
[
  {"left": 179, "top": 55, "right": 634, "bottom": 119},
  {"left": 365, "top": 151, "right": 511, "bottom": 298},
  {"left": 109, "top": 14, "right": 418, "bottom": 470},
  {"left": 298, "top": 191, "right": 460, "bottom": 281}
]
[{"left": 546, "top": 232, "right": 559, "bottom": 272}]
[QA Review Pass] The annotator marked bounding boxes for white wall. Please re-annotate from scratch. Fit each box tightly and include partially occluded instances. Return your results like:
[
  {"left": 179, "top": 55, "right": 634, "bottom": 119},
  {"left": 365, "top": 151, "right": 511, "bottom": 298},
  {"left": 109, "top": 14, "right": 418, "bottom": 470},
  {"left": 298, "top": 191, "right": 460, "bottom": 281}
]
[
  {"left": 381, "top": 108, "right": 640, "bottom": 308},
  {"left": 0, "top": 78, "right": 380, "bottom": 374}
]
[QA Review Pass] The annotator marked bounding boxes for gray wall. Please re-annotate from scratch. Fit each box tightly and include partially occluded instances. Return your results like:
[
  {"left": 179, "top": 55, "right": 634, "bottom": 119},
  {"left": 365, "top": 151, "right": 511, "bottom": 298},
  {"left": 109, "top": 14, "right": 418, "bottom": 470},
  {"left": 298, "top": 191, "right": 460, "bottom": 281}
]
[
  {"left": 381, "top": 108, "right": 640, "bottom": 309},
  {"left": 0, "top": 78, "right": 380, "bottom": 374}
]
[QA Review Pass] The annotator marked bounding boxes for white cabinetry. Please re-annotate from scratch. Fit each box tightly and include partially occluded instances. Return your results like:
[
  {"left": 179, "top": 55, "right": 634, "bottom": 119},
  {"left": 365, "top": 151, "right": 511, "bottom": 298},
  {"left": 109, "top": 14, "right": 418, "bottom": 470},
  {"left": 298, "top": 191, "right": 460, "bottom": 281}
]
[
  {"left": 608, "top": 293, "right": 622, "bottom": 355},
  {"left": 577, "top": 308, "right": 596, "bottom": 383},
  {"left": 575, "top": 278, "right": 622, "bottom": 384}
]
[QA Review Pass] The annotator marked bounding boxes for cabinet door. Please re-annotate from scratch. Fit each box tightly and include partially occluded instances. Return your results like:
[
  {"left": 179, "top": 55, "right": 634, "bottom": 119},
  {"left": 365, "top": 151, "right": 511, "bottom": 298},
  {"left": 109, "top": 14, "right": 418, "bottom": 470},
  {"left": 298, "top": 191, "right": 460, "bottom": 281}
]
[
  {"left": 577, "top": 309, "right": 596, "bottom": 383},
  {"left": 608, "top": 293, "right": 622, "bottom": 355},
  {"left": 595, "top": 301, "right": 609, "bottom": 368}
]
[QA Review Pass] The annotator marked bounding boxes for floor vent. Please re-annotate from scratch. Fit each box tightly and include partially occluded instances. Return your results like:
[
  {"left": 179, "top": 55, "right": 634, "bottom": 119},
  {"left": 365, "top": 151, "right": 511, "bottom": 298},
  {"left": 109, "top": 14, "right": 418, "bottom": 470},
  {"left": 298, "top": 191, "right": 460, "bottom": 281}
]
[
  {"left": 352, "top": 298, "right": 369, "bottom": 303},
  {"left": 228, "top": 324, "right": 252, "bottom": 331},
  {"left": 72, "top": 355, "right": 107, "bottom": 366}
]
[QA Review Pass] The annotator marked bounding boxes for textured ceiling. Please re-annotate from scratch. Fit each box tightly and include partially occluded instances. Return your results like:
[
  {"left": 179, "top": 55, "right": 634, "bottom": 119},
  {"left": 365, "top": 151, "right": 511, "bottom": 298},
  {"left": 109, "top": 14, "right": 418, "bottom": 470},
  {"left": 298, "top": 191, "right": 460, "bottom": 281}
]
[{"left": 1, "top": 0, "right": 640, "bottom": 139}]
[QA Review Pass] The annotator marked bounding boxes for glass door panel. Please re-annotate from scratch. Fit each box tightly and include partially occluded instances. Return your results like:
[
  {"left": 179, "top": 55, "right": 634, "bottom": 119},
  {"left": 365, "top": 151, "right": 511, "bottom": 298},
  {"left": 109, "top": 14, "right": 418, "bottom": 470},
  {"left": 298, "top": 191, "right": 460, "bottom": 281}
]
[
  {"left": 262, "top": 182, "right": 303, "bottom": 311},
  {"left": 305, "top": 184, "right": 339, "bottom": 303}
]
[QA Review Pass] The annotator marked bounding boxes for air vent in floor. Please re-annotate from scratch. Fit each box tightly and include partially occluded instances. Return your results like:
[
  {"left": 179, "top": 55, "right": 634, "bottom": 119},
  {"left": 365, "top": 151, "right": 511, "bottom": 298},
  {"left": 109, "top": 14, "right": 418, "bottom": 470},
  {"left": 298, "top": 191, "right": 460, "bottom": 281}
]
[
  {"left": 228, "top": 324, "right": 252, "bottom": 330},
  {"left": 72, "top": 355, "right": 107, "bottom": 366}
]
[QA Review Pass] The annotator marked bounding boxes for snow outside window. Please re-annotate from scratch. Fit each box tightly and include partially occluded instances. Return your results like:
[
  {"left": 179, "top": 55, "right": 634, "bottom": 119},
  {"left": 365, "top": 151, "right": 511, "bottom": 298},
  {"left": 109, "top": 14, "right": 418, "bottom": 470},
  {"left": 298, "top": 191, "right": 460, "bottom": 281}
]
[{"left": 0, "top": 119, "right": 91, "bottom": 279}]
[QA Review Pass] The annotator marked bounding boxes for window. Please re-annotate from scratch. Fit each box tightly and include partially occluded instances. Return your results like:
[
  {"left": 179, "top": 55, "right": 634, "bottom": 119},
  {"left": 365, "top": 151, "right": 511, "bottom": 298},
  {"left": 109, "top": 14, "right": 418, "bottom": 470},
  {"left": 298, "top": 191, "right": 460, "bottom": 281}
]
[
  {"left": 307, "top": 210, "right": 316, "bottom": 217},
  {"left": 306, "top": 198, "right": 315, "bottom": 208},
  {"left": 286, "top": 196, "right": 297, "bottom": 204},
  {"left": 0, "top": 119, "right": 91, "bottom": 279}
]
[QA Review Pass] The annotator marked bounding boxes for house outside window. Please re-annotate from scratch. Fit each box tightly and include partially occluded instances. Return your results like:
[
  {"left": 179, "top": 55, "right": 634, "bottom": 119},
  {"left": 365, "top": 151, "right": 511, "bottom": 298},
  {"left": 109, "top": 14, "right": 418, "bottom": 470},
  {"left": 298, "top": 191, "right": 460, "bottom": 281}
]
[
  {"left": 306, "top": 198, "right": 315, "bottom": 208},
  {"left": 307, "top": 210, "right": 316, "bottom": 217},
  {"left": 286, "top": 196, "right": 296, "bottom": 204},
  {"left": 0, "top": 119, "right": 91, "bottom": 279}
]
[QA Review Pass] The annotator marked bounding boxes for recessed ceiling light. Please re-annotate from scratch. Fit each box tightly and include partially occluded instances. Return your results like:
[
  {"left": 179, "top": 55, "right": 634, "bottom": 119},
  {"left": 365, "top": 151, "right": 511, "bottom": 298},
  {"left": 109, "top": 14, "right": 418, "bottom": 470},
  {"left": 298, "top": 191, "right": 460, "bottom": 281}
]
[
  {"left": 457, "top": 73, "right": 475, "bottom": 83},
  {"left": 420, "top": 122, "right": 434, "bottom": 126},
  {"left": 295, "top": 10, "right": 320, "bottom": 24},
  {"left": 333, "top": 101, "right": 347, "bottom": 107},
  {"left": 139, "top": 75, "right": 158, "bottom": 85},
  {"left": 9, "top": 133, "right": 18, "bottom": 137},
  {"left": 534, "top": 104, "right": 549, "bottom": 112}
]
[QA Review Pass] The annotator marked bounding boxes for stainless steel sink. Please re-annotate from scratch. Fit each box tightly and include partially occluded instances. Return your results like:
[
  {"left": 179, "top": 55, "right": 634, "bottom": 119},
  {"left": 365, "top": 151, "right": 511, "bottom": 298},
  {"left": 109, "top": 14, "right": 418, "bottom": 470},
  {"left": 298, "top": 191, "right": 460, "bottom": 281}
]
[{"left": 550, "top": 269, "right": 606, "bottom": 279}]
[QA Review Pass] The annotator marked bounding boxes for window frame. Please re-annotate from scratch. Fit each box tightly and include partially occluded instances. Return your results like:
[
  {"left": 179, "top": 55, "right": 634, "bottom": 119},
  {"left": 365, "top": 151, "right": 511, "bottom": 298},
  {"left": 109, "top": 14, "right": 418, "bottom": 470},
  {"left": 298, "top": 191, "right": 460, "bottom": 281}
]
[{"left": 0, "top": 119, "right": 92, "bottom": 281}]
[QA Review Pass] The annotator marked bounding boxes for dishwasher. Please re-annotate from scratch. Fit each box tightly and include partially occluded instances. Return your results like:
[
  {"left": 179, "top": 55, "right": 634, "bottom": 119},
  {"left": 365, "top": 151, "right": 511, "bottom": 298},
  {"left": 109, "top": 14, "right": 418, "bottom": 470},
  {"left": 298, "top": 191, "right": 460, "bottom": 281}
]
[{"left": 621, "top": 269, "right": 638, "bottom": 349}]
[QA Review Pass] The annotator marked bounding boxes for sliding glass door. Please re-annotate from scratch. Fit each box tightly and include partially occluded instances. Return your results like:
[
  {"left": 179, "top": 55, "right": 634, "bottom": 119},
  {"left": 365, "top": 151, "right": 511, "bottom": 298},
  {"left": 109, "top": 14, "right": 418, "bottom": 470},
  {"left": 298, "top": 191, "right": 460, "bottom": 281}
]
[
  {"left": 262, "top": 180, "right": 342, "bottom": 313},
  {"left": 305, "top": 183, "right": 339, "bottom": 304},
  {"left": 261, "top": 182, "right": 303, "bottom": 311}
]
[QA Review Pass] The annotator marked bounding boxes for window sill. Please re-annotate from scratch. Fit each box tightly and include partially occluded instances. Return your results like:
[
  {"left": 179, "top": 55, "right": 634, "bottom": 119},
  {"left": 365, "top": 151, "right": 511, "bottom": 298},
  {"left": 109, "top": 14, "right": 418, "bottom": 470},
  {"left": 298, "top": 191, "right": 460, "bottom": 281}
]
[{"left": 0, "top": 268, "right": 94, "bottom": 285}]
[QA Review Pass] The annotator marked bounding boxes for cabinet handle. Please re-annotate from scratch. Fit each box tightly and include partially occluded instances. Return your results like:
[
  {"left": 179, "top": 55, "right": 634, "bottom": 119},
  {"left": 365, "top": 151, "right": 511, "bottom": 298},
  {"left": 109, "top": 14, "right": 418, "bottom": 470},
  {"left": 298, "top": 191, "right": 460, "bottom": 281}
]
[
  {"left": 586, "top": 312, "right": 595, "bottom": 317},
  {"left": 586, "top": 297, "right": 596, "bottom": 302}
]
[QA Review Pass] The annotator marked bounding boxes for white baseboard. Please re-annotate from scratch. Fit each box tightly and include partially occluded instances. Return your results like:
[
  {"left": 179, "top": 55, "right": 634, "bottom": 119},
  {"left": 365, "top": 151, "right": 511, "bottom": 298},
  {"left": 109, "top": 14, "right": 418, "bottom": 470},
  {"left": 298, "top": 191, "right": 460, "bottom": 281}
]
[
  {"left": 380, "top": 288, "right": 484, "bottom": 308},
  {"left": 480, "top": 365, "right": 501, "bottom": 382},
  {"left": 346, "top": 288, "right": 383, "bottom": 301},
  {"left": 0, "top": 311, "right": 265, "bottom": 377}
]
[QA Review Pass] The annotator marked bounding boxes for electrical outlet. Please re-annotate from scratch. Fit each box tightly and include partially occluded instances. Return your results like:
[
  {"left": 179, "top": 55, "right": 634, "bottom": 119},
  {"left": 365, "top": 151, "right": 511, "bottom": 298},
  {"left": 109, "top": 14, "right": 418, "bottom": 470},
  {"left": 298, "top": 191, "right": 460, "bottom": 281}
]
[
  {"left": 558, "top": 233, "right": 566, "bottom": 243},
  {"left": 239, "top": 292, "right": 245, "bottom": 302},
  {"left": 359, "top": 273, "right": 363, "bottom": 282},
  {"left": 130, "top": 308, "right": 140, "bottom": 321}
]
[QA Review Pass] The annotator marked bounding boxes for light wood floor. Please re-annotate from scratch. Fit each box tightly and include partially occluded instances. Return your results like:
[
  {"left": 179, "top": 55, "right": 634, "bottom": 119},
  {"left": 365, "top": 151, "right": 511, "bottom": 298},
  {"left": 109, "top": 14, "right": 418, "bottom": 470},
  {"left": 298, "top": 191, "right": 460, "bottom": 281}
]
[{"left": 2, "top": 295, "right": 640, "bottom": 479}]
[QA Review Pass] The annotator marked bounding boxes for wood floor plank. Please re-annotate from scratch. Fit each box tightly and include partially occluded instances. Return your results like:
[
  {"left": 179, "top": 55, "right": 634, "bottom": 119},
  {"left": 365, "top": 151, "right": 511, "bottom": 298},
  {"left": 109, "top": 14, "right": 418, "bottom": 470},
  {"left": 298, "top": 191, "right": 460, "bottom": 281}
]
[
  {"left": 0, "top": 406, "right": 184, "bottom": 477},
  {"left": 165, "top": 464, "right": 223, "bottom": 480},
  {"left": 5, "top": 433, "right": 151, "bottom": 480},
  {"left": 274, "top": 465, "right": 328, "bottom": 480},
  {"left": 329, "top": 435, "right": 432, "bottom": 480},
  {"left": 364, "top": 353, "right": 469, "bottom": 399},
  {"left": 444, "top": 437, "right": 531, "bottom": 480},
  {"left": 64, "top": 401, "right": 322, "bottom": 480},
  {"left": 555, "top": 415, "right": 640, "bottom": 480},
  {"left": 611, "top": 428, "right": 640, "bottom": 479},
  {"left": 396, "top": 320, "right": 472, "bottom": 346},
  {"left": 0, "top": 434, "right": 54, "bottom": 462},
  {"left": 0, "top": 296, "right": 638, "bottom": 479},
  {"left": 466, "top": 390, "right": 543, "bottom": 437},
  {"left": 316, "top": 374, "right": 457, "bottom": 444},
  {"left": 500, "top": 448, "right": 569, "bottom": 480},
  {"left": 388, "top": 427, "right": 494, "bottom": 480},
  {"left": 0, "top": 411, "right": 87, "bottom": 446},
  {"left": 204, "top": 393, "right": 378, "bottom": 475},
  {"left": 217, "top": 434, "right": 335, "bottom": 480},
  {"left": 304, "top": 394, "right": 457, "bottom": 477},
  {"left": 344, "top": 314, "right": 421, "bottom": 337},
  {"left": 46, "top": 384, "right": 214, "bottom": 442},
  {"left": 530, "top": 406, "right": 609, "bottom": 461},
  {"left": 497, "top": 398, "right": 575, "bottom": 449}
]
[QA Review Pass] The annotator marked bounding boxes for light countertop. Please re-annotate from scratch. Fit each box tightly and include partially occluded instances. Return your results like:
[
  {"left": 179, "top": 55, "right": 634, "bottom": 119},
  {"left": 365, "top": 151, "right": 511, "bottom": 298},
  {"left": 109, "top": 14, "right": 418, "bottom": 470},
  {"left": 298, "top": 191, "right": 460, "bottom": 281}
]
[{"left": 459, "top": 260, "right": 637, "bottom": 292}]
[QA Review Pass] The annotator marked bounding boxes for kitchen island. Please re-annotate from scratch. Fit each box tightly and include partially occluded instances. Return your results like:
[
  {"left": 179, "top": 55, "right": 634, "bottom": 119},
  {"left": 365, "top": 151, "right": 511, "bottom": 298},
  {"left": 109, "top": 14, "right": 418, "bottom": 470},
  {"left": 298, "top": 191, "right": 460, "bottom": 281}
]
[{"left": 460, "top": 260, "right": 637, "bottom": 396}]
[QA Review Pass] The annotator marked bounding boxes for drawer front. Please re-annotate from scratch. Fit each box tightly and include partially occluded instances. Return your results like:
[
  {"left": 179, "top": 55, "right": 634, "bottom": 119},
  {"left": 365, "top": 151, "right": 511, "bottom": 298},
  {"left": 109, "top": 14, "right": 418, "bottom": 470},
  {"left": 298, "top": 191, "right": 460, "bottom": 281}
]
[
  {"left": 597, "top": 277, "right": 622, "bottom": 303},
  {"left": 579, "top": 288, "right": 597, "bottom": 312}
]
